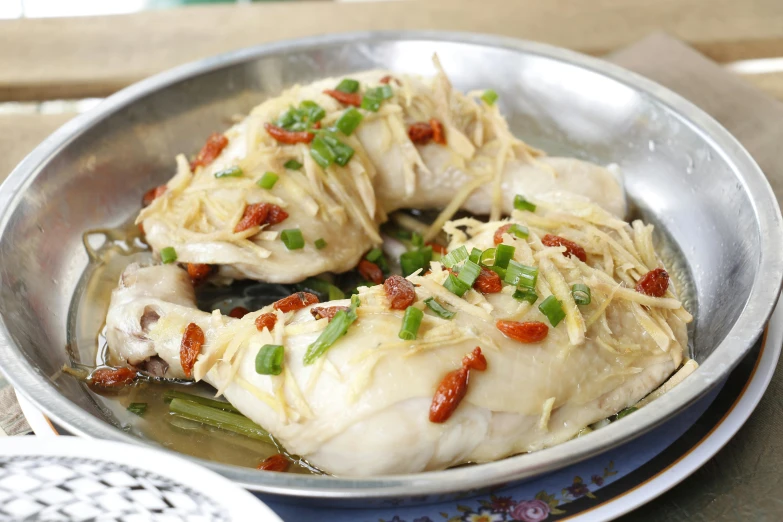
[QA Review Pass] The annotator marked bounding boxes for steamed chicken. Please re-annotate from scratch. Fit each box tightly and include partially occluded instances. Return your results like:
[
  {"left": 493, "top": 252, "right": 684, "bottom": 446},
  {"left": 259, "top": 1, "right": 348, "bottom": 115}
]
[{"left": 95, "top": 58, "right": 694, "bottom": 476}]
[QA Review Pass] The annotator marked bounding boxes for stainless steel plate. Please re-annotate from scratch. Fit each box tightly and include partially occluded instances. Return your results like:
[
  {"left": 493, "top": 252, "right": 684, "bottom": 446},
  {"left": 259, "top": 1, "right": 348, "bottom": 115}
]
[{"left": 0, "top": 32, "right": 780, "bottom": 503}]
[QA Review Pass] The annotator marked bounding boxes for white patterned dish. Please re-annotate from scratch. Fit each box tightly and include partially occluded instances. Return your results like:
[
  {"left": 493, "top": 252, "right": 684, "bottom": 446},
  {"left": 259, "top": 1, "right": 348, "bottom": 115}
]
[{"left": 0, "top": 437, "right": 280, "bottom": 522}]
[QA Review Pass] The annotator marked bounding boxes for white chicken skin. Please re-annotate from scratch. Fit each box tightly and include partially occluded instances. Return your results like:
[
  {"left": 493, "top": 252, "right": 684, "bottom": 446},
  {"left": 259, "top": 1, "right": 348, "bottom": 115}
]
[
  {"left": 138, "top": 60, "right": 625, "bottom": 283},
  {"left": 107, "top": 200, "right": 692, "bottom": 476}
]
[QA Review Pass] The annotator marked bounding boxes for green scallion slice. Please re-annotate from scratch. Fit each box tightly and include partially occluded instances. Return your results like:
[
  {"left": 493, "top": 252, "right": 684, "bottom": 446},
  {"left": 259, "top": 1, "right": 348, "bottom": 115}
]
[
  {"left": 365, "top": 247, "right": 383, "bottom": 263},
  {"left": 398, "top": 306, "right": 424, "bottom": 340},
  {"left": 468, "top": 247, "right": 482, "bottom": 264},
  {"left": 314, "top": 238, "right": 327, "bottom": 250},
  {"left": 457, "top": 260, "right": 482, "bottom": 287},
  {"left": 160, "top": 246, "right": 177, "bottom": 264},
  {"left": 486, "top": 265, "right": 507, "bottom": 279},
  {"left": 494, "top": 244, "right": 515, "bottom": 269},
  {"left": 377, "top": 84, "right": 394, "bottom": 99},
  {"left": 616, "top": 406, "right": 637, "bottom": 419},
  {"left": 360, "top": 95, "right": 381, "bottom": 112},
  {"left": 319, "top": 132, "right": 354, "bottom": 166},
  {"left": 310, "top": 136, "right": 335, "bottom": 168},
  {"left": 400, "top": 248, "right": 431, "bottom": 276},
  {"left": 168, "top": 398, "right": 271, "bottom": 443},
  {"left": 127, "top": 403, "right": 147, "bottom": 417},
  {"left": 163, "top": 390, "right": 240, "bottom": 413},
  {"left": 255, "top": 344, "right": 284, "bottom": 375},
  {"left": 299, "top": 100, "right": 326, "bottom": 123},
  {"left": 335, "top": 78, "right": 360, "bottom": 93},
  {"left": 508, "top": 224, "right": 529, "bottom": 239},
  {"left": 513, "top": 195, "right": 536, "bottom": 212},
  {"left": 257, "top": 171, "right": 278, "bottom": 189},
  {"left": 423, "top": 297, "right": 456, "bottom": 319},
  {"left": 335, "top": 108, "right": 363, "bottom": 136},
  {"left": 296, "top": 277, "right": 344, "bottom": 301},
  {"left": 479, "top": 247, "right": 496, "bottom": 267},
  {"left": 571, "top": 283, "right": 591, "bottom": 305},
  {"left": 539, "top": 295, "right": 566, "bottom": 327},
  {"left": 281, "top": 229, "right": 305, "bottom": 250},
  {"left": 513, "top": 288, "right": 539, "bottom": 305},
  {"left": 411, "top": 231, "right": 424, "bottom": 248},
  {"left": 505, "top": 261, "right": 538, "bottom": 289},
  {"left": 360, "top": 86, "right": 393, "bottom": 112},
  {"left": 214, "top": 166, "right": 243, "bottom": 178},
  {"left": 442, "top": 245, "right": 469, "bottom": 269},
  {"left": 481, "top": 89, "right": 499, "bottom": 105},
  {"left": 444, "top": 273, "right": 470, "bottom": 297},
  {"left": 303, "top": 296, "right": 360, "bottom": 365},
  {"left": 284, "top": 159, "right": 302, "bottom": 170}
]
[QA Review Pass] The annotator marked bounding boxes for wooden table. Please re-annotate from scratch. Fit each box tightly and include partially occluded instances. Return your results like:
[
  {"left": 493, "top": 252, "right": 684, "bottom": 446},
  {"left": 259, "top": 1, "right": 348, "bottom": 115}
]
[{"left": 1, "top": 1, "right": 782, "bottom": 519}]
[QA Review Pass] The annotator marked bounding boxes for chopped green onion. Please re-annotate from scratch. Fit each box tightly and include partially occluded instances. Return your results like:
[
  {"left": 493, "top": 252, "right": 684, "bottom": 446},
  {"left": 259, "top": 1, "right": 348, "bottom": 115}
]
[
  {"left": 513, "top": 288, "right": 539, "bottom": 304},
  {"left": 310, "top": 136, "right": 335, "bottom": 168},
  {"left": 284, "top": 159, "right": 302, "bottom": 170},
  {"left": 411, "top": 231, "right": 424, "bottom": 248},
  {"left": 505, "top": 261, "right": 538, "bottom": 289},
  {"left": 361, "top": 86, "right": 393, "bottom": 112},
  {"left": 398, "top": 306, "right": 424, "bottom": 340},
  {"left": 479, "top": 247, "right": 496, "bottom": 267},
  {"left": 444, "top": 273, "right": 470, "bottom": 297},
  {"left": 572, "top": 283, "right": 591, "bottom": 305},
  {"left": 423, "top": 297, "right": 456, "bottom": 319},
  {"left": 163, "top": 390, "right": 239, "bottom": 413},
  {"left": 508, "top": 224, "right": 529, "bottom": 239},
  {"left": 314, "top": 238, "right": 327, "bottom": 250},
  {"left": 214, "top": 166, "right": 243, "bottom": 178},
  {"left": 616, "top": 406, "right": 637, "bottom": 419},
  {"left": 335, "top": 108, "right": 363, "bottom": 136},
  {"left": 457, "top": 260, "right": 482, "bottom": 287},
  {"left": 299, "top": 100, "right": 326, "bottom": 123},
  {"left": 335, "top": 78, "right": 360, "bottom": 93},
  {"left": 303, "top": 296, "right": 360, "bottom": 365},
  {"left": 160, "top": 246, "right": 177, "bottom": 264},
  {"left": 494, "top": 244, "right": 515, "bottom": 269},
  {"left": 513, "top": 195, "right": 536, "bottom": 212},
  {"left": 127, "top": 403, "right": 147, "bottom": 417},
  {"left": 539, "top": 295, "right": 566, "bottom": 327},
  {"left": 377, "top": 84, "right": 394, "bottom": 99},
  {"left": 168, "top": 398, "right": 272, "bottom": 443},
  {"left": 257, "top": 171, "right": 278, "bottom": 189},
  {"left": 319, "top": 132, "right": 354, "bottom": 166},
  {"left": 255, "top": 344, "right": 284, "bottom": 375},
  {"left": 281, "top": 229, "right": 305, "bottom": 250},
  {"left": 296, "top": 277, "right": 344, "bottom": 301},
  {"left": 365, "top": 247, "right": 384, "bottom": 263},
  {"left": 469, "top": 247, "right": 482, "bottom": 264},
  {"left": 276, "top": 107, "right": 298, "bottom": 129},
  {"left": 481, "top": 89, "right": 499, "bottom": 105},
  {"left": 400, "top": 247, "right": 432, "bottom": 276},
  {"left": 442, "top": 245, "right": 469, "bottom": 269},
  {"left": 486, "top": 265, "right": 507, "bottom": 279}
]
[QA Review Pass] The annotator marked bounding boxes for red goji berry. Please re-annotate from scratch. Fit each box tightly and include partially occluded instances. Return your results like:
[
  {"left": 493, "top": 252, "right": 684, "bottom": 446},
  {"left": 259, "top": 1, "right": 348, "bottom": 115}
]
[
  {"left": 273, "top": 292, "right": 319, "bottom": 313},
  {"left": 180, "top": 323, "right": 205, "bottom": 378},
  {"left": 636, "top": 268, "right": 669, "bottom": 297},
  {"left": 541, "top": 234, "right": 587, "bottom": 263},
  {"left": 383, "top": 275, "right": 416, "bottom": 310},
  {"left": 496, "top": 320, "right": 549, "bottom": 343}
]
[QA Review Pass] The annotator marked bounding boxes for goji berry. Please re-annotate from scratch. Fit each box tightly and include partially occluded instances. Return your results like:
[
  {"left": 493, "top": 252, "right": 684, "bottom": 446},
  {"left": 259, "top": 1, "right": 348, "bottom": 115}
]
[
  {"left": 323, "top": 89, "right": 361, "bottom": 107},
  {"left": 636, "top": 268, "right": 669, "bottom": 297},
  {"left": 273, "top": 292, "right": 319, "bottom": 313},
  {"left": 430, "top": 118, "right": 446, "bottom": 145},
  {"left": 408, "top": 122, "right": 434, "bottom": 144},
  {"left": 191, "top": 133, "right": 229, "bottom": 170},
  {"left": 228, "top": 307, "right": 250, "bottom": 319},
  {"left": 493, "top": 224, "right": 513, "bottom": 245},
  {"left": 383, "top": 275, "right": 416, "bottom": 310},
  {"left": 473, "top": 268, "right": 502, "bottom": 294},
  {"left": 358, "top": 259, "right": 383, "bottom": 284},
  {"left": 142, "top": 185, "right": 166, "bottom": 207},
  {"left": 180, "top": 323, "right": 205, "bottom": 378},
  {"left": 257, "top": 454, "right": 290, "bottom": 472},
  {"left": 187, "top": 263, "right": 213, "bottom": 283},
  {"left": 496, "top": 320, "right": 549, "bottom": 343},
  {"left": 90, "top": 367, "right": 137, "bottom": 388},
  {"left": 264, "top": 123, "right": 314, "bottom": 144},
  {"left": 429, "top": 347, "right": 487, "bottom": 423},
  {"left": 541, "top": 234, "right": 587, "bottom": 262},
  {"left": 310, "top": 306, "right": 350, "bottom": 321},
  {"left": 255, "top": 312, "right": 277, "bottom": 331}
]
